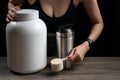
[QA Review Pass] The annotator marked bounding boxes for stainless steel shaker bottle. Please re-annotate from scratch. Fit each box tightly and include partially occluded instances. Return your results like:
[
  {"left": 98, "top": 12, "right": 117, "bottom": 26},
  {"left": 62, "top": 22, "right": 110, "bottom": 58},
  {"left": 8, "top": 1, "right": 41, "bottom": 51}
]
[{"left": 56, "top": 24, "right": 74, "bottom": 69}]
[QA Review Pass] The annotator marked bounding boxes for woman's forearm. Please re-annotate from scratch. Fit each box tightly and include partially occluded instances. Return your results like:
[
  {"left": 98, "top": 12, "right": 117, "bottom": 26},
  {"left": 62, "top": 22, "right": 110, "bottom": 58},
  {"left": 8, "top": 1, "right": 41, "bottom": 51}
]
[
  {"left": 88, "top": 22, "right": 104, "bottom": 42},
  {"left": 82, "top": 0, "right": 104, "bottom": 42}
]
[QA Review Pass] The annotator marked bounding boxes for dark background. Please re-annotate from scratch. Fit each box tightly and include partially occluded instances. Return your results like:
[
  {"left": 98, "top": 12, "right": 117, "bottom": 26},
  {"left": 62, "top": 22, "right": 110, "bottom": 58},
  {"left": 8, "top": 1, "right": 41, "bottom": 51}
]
[{"left": 0, "top": 0, "right": 120, "bottom": 57}]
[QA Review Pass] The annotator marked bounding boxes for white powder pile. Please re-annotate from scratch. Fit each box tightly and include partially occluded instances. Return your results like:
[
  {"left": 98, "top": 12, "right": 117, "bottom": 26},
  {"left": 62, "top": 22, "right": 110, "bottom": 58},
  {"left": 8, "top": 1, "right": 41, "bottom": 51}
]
[{"left": 50, "top": 58, "right": 63, "bottom": 72}]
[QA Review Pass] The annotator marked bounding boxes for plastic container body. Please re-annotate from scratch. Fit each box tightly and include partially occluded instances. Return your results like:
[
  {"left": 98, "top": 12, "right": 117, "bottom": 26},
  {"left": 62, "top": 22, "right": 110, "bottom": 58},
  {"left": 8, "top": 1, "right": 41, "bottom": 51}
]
[{"left": 6, "top": 9, "right": 47, "bottom": 74}]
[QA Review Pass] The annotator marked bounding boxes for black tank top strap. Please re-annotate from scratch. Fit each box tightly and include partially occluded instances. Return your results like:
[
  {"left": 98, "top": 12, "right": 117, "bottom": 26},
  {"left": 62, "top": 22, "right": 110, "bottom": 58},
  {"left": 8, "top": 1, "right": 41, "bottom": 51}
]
[
  {"left": 71, "top": 0, "right": 75, "bottom": 6},
  {"left": 71, "top": 0, "right": 73, "bottom": 4}
]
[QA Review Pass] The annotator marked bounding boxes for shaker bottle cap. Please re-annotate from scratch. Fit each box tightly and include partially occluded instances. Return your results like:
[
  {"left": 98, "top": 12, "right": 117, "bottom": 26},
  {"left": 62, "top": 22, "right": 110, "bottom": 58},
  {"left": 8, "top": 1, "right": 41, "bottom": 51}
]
[
  {"left": 56, "top": 24, "right": 74, "bottom": 37},
  {"left": 57, "top": 24, "right": 73, "bottom": 33},
  {"left": 15, "top": 9, "right": 39, "bottom": 21}
]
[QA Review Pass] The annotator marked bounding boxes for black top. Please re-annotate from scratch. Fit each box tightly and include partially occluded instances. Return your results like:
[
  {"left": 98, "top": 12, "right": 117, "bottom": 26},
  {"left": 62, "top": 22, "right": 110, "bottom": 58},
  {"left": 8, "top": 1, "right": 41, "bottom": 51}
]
[
  {"left": 21, "top": 0, "right": 77, "bottom": 33},
  {"left": 21, "top": 0, "right": 78, "bottom": 56}
]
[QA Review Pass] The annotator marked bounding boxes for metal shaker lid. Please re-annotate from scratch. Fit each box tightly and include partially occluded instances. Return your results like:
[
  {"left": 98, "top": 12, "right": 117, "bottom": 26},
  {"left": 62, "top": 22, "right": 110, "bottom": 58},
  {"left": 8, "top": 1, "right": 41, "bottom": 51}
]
[{"left": 56, "top": 24, "right": 74, "bottom": 37}]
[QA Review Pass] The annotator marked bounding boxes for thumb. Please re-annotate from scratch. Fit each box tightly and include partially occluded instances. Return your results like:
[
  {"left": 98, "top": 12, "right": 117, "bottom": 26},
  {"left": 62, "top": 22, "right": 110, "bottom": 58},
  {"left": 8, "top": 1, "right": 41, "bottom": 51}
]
[
  {"left": 10, "top": 6, "right": 20, "bottom": 12},
  {"left": 14, "top": 6, "right": 20, "bottom": 11}
]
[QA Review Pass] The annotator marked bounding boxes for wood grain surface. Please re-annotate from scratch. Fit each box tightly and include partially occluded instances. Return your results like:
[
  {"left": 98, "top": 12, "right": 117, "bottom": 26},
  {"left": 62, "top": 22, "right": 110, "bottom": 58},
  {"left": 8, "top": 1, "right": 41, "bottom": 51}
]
[{"left": 0, "top": 57, "right": 120, "bottom": 80}]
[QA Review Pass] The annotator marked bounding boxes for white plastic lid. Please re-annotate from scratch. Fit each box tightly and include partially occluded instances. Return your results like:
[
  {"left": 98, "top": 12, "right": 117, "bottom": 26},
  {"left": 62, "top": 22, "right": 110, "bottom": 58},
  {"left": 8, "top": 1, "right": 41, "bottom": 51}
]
[{"left": 15, "top": 9, "right": 39, "bottom": 21}]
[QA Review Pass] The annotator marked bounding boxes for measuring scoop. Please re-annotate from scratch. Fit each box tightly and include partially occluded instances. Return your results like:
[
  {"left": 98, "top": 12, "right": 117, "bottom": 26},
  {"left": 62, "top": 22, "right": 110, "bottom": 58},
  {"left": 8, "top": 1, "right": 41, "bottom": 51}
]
[{"left": 50, "top": 57, "right": 68, "bottom": 72}]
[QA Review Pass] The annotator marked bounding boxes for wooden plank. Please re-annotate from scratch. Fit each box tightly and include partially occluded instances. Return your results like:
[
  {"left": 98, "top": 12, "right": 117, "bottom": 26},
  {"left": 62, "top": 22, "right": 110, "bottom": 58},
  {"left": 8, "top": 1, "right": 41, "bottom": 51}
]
[{"left": 0, "top": 57, "right": 120, "bottom": 80}]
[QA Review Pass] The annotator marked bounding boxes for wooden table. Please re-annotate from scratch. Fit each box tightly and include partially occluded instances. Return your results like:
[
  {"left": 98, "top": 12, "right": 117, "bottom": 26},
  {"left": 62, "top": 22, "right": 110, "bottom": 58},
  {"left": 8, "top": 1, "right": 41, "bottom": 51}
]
[{"left": 0, "top": 57, "right": 120, "bottom": 80}]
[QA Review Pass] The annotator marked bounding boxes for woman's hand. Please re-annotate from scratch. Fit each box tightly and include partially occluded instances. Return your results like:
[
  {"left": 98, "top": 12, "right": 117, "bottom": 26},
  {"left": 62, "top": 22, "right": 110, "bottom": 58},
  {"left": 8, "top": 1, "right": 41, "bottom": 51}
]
[
  {"left": 68, "top": 41, "right": 90, "bottom": 63},
  {"left": 6, "top": 2, "right": 20, "bottom": 22}
]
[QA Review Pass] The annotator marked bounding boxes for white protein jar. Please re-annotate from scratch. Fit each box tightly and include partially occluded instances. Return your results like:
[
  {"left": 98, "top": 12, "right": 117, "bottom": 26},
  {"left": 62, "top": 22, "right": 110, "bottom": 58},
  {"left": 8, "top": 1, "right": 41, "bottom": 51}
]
[{"left": 6, "top": 9, "right": 47, "bottom": 74}]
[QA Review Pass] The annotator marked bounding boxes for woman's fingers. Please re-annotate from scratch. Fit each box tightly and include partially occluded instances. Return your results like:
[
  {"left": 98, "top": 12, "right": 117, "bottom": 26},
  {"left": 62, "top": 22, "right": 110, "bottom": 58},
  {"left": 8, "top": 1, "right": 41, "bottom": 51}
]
[
  {"left": 6, "top": 10, "right": 15, "bottom": 22},
  {"left": 9, "top": 5, "right": 20, "bottom": 12},
  {"left": 6, "top": 14, "right": 14, "bottom": 22},
  {"left": 10, "top": 7, "right": 17, "bottom": 12},
  {"left": 8, "top": 10, "right": 15, "bottom": 17},
  {"left": 14, "top": 6, "right": 20, "bottom": 11},
  {"left": 6, "top": 5, "right": 20, "bottom": 22},
  {"left": 72, "top": 54, "right": 81, "bottom": 63},
  {"left": 68, "top": 46, "right": 85, "bottom": 63},
  {"left": 68, "top": 49, "right": 82, "bottom": 63},
  {"left": 6, "top": 17, "right": 10, "bottom": 23},
  {"left": 68, "top": 48, "right": 76, "bottom": 60}
]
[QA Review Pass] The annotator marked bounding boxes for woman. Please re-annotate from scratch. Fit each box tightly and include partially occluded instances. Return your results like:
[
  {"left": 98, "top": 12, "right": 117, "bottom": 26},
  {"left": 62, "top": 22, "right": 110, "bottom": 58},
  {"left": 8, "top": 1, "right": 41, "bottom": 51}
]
[{"left": 6, "top": 0, "right": 104, "bottom": 63}]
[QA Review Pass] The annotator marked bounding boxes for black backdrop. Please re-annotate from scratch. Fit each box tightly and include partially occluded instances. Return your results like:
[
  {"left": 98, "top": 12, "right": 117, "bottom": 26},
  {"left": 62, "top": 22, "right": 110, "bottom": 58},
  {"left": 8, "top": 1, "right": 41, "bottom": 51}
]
[{"left": 0, "top": 0, "right": 120, "bottom": 56}]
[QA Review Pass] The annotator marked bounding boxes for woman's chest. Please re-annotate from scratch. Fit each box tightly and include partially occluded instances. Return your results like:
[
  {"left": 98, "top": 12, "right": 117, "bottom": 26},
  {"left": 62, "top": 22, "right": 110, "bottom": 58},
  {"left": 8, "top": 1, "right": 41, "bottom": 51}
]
[{"left": 39, "top": 0, "right": 72, "bottom": 17}]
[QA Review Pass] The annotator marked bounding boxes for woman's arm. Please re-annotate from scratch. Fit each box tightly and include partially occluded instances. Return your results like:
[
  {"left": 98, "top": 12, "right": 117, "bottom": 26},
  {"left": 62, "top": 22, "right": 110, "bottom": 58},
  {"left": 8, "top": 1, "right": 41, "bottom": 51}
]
[
  {"left": 82, "top": 0, "right": 104, "bottom": 41},
  {"left": 68, "top": 0, "right": 104, "bottom": 63}
]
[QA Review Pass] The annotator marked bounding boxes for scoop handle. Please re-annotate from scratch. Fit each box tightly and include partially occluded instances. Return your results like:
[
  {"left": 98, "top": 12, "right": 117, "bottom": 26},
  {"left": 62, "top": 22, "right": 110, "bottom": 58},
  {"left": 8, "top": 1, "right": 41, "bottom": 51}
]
[{"left": 62, "top": 57, "right": 68, "bottom": 61}]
